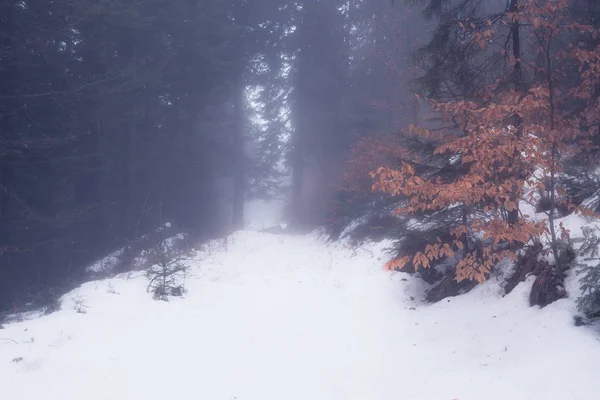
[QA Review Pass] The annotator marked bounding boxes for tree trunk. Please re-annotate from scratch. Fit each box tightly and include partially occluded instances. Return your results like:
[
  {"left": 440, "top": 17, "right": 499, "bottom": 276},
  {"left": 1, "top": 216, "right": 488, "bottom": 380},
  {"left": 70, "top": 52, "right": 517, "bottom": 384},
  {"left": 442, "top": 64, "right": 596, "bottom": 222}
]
[
  {"left": 232, "top": 75, "right": 245, "bottom": 229},
  {"left": 125, "top": 33, "right": 138, "bottom": 239},
  {"left": 462, "top": 204, "right": 470, "bottom": 252},
  {"left": 507, "top": 0, "right": 523, "bottom": 227},
  {"left": 291, "top": 115, "right": 306, "bottom": 230},
  {"left": 544, "top": 38, "right": 561, "bottom": 269},
  {"left": 548, "top": 142, "right": 560, "bottom": 267},
  {"left": 231, "top": 0, "right": 246, "bottom": 230},
  {"left": 0, "top": 1, "right": 15, "bottom": 244}
]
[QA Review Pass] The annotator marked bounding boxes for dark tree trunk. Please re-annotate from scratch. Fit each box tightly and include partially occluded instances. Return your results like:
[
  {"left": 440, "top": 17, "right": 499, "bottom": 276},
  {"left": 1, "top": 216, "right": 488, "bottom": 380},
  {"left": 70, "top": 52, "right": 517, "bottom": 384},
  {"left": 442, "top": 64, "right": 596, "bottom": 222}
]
[
  {"left": 0, "top": 0, "right": 15, "bottom": 248},
  {"left": 126, "top": 36, "right": 139, "bottom": 239},
  {"left": 232, "top": 81, "right": 245, "bottom": 229},
  {"left": 507, "top": 0, "right": 523, "bottom": 226},
  {"left": 291, "top": 115, "right": 307, "bottom": 230},
  {"left": 231, "top": 0, "right": 247, "bottom": 230}
]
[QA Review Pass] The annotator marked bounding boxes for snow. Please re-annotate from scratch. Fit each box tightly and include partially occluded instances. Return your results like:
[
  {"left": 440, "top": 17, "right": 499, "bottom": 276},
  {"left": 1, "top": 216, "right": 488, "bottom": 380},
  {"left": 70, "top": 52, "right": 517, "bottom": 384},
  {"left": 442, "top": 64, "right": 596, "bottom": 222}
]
[
  {"left": 86, "top": 248, "right": 124, "bottom": 274},
  {"left": 84, "top": 235, "right": 186, "bottom": 276},
  {"left": 3, "top": 230, "right": 600, "bottom": 400},
  {"left": 338, "top": 214, "right": 371, "bottom": 239}
]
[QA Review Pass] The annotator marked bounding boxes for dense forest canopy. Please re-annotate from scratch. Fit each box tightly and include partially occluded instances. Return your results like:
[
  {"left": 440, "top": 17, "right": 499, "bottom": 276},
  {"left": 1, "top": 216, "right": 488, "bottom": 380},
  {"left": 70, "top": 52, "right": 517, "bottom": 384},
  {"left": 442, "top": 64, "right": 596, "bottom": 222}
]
[{"left": 2, "top": 0, "right": 600, "bottom": 317}]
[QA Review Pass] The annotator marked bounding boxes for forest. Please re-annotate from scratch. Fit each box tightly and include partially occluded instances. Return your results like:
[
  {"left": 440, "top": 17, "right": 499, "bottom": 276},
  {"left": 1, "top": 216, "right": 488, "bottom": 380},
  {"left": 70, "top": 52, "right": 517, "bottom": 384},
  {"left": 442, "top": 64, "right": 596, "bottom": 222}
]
[{"left": 2, "top": 0, "right": 600, "bottom": 322}]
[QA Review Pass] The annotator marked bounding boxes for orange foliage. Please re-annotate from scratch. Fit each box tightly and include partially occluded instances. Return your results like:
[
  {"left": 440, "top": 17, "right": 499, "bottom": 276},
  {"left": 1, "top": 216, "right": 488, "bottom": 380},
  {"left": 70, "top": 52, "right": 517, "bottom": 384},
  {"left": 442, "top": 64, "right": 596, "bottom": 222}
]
[
  {"left": 374, "top": 0, "right": 600, "bottom": 283},
  {"left": 373, "top": 91, "right": 550, "bottom": 282}
]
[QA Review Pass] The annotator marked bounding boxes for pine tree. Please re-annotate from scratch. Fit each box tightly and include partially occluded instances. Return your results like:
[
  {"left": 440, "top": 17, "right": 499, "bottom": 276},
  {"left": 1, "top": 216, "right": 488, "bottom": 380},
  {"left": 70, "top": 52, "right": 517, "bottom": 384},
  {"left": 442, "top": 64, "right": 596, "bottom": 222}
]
[
  {"left": 0, "top": 0, "right": 270, "bottom": 312},
  {"left": 290, "top": 0, "right": 349, "bottom": 230}
]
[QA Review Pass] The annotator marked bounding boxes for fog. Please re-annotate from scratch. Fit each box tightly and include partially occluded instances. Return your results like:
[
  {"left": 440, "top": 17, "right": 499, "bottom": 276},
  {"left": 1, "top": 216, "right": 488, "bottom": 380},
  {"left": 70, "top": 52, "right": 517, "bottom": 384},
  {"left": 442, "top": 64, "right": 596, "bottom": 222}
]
[
  {"left": 4, "top": 1, "right": 600, "bottom": 398},
  {"left": 0, "top": 0, "right": 432, "bottom": 310},
  {"left": 4, "top": 0, "right": 600, "bottom": 326}
]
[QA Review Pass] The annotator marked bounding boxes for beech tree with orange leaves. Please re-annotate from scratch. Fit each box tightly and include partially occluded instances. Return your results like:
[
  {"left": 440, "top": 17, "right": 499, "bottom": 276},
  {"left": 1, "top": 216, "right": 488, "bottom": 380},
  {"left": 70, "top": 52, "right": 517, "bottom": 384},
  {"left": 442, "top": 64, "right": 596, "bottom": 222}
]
[{"left": 373, "top": 0, "right": 600, "bottom": 284}]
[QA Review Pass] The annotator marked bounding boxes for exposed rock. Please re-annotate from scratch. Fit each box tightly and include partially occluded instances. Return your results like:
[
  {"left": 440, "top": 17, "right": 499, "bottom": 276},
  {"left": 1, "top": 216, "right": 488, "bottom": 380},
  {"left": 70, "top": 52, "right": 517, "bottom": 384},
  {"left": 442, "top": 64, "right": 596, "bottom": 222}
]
[
  {"left": 505, "top": 243, "right": 547, "bottom": 295},
  {"left": 426, "top": 269, "right": 478, "bottom": 303},
  {"left": 170, "top": 286, "right": 184, "bottom": 297},
  {"left": 505, "top": 243, "right": 568, "bottom": 308},
  {"left": 418, "top": 266, "right": 444, "bottom": 285},
  {"left": 530, "top": 266, "right": 567, "bottom": 308}
]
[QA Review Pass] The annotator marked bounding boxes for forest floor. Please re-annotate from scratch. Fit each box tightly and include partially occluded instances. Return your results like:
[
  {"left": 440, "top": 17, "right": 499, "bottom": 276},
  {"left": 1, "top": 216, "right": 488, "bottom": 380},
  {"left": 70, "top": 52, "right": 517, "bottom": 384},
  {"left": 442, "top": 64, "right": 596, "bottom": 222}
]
[{"left": 2, "top": 229, "right": 600, "bottom": 400}]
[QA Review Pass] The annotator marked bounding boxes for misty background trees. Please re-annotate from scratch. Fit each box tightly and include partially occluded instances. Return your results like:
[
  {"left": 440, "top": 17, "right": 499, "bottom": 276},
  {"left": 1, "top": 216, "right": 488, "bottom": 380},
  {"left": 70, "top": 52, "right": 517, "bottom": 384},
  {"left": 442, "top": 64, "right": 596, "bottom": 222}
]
[
  {"left": 0, "top": 0, "right": 429, "bottom": 311},
  {"left": 0, "top": 0, "right": 245, "bottom": 309},
  {"left": 3, "top": 0, "right": 600, "bottom": 315}
]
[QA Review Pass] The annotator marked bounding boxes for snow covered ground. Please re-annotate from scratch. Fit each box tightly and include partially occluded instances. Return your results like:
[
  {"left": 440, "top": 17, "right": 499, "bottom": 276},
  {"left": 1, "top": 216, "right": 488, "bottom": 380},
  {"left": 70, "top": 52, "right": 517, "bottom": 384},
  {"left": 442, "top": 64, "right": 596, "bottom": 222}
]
[{"left": 2, "top": 230, "right": 600, "bottom": 400}]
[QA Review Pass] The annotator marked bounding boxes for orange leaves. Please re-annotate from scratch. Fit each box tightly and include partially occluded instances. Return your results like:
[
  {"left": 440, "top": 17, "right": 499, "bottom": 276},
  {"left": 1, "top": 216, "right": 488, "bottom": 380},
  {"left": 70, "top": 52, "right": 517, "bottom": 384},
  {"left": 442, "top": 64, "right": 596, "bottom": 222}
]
[
  {"left": 456, "top": 254, "right": 488, "bottom": 284},
  {"left": 475, "top": 217, "right": 546, "bottom": 247},
  {"left": 375, "top": 167, "right": 389, "bottom": 182},
  {"left": 384, "top": 256, "right": 411, "bottom": 271},
  {"left": 440, "top": 244, "right": 455, "bottom": 258},
  {"left": 413, "top": 252, "right": 430, "bottom": 270},
  {"left": 385, "top": 243, "right": 459, "bottom": 275},
  {"left": 424, "top": 244, "right": 440, "bottom": 260},
  {"left": 401, "top": 162, "right": 415, "bottom": 176},
  {"left": 451, "top": 225, "right": 468, "bottom": 238},
  {"left": 371, "top": 166, "right": 407, "bottom": 196},
  {"left": 407, "top": 124, "right": 437, "bottom": 140},
  {"left": 366, "top": 2, "right": 600, "bottom": 284},
  {"left": 369, "top": 87, "right": 557, "bottom": 284},
  {"left": 455, "top": 249, "right": 516, "bottom": 284}
]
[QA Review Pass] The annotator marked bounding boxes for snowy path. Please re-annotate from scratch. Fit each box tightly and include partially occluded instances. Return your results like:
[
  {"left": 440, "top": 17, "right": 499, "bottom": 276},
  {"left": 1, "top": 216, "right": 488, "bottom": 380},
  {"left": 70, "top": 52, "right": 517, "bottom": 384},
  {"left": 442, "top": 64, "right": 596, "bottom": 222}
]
[{"left": 3, "top": 231, "right": 600, "bottom": 400}]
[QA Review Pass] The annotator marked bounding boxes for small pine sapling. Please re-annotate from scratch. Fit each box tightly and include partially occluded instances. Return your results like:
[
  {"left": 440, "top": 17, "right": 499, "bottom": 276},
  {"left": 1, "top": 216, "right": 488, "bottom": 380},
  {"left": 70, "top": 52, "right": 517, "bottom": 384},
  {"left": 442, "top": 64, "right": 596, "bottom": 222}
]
[
  {"left": 573, "top": 227, "right": 600, "bottom": 261},
  {"left": 145, "top": 237, "right": 190, "bottom": 301},
  {"left": 574, "top": 227, "right": 600, "bottom": 318},
  {"left": 72, "top": 293, "right": 88, "bottom": 314},
  {"left": 578, "top": 263, "right": 600, "bottom": 319}
]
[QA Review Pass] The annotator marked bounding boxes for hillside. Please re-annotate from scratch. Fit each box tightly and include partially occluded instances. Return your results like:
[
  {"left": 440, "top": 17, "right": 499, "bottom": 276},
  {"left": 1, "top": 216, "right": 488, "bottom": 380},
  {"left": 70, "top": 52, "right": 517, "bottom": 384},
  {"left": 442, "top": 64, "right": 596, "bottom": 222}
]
[{"left": 2, "top": 229, "right": 600, "bottom": 400}]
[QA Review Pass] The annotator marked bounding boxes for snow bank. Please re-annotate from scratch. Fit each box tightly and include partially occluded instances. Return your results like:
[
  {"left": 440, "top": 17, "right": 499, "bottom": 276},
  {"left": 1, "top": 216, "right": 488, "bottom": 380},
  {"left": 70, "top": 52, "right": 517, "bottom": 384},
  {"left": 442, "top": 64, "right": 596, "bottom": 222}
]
[
  {"left": 2, "top": 230, "right": 600, "bottom": 400},
  {"left": 85, "top": 222, "right": 188, "bottom": 276},
  {"left": 86, "top": 248, "right": 124, "bottom": 274}
]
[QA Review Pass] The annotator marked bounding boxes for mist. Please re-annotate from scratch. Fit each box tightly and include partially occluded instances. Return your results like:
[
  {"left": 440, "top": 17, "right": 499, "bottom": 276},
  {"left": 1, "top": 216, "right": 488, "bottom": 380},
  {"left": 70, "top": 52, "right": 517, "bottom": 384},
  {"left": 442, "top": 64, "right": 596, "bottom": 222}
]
[
  {"left": 0, "top": 0, "right": 430, "bottom": 309},
  {"left": 4, "top": 2, "right": 600, "bottom": 398}
]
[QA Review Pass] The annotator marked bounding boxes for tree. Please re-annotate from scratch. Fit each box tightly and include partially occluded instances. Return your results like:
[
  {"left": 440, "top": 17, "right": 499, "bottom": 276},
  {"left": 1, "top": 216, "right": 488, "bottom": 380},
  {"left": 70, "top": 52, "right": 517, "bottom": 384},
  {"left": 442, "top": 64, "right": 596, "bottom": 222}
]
[
  {"left": 0, "top": 0, "right": 261, "bottom": 313},
  {"left": 289, "top": 0, "right": 349, "bottom": 231},
  {"left": 145, "top": 233, "right": 190, "bottom": 301},
  {"left": 373, "top": 0, "right": 600, "bottom": 284}
]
